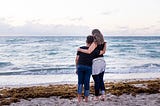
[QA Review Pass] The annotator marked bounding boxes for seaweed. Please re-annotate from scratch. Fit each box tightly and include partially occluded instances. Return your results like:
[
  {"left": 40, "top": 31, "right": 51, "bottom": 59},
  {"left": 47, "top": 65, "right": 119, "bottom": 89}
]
[{"left": 0, "top": 79, "right": 159, "bottom": 105}]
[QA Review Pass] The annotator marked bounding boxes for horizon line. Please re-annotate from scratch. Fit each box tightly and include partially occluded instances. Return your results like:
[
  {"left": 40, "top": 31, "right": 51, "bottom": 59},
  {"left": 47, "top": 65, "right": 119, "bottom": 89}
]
[{"left": 0, "top": 34, "right": 160, "bottom": 37}]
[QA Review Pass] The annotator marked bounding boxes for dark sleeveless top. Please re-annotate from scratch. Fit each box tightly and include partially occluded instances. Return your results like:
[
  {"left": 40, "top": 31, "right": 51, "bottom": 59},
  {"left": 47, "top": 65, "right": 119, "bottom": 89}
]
[
  {"left": 95, "top": 43, "right": 105, "bottom": 58},
  {"left": 77, "top": 46, "right": 100, "bottom": 66}
]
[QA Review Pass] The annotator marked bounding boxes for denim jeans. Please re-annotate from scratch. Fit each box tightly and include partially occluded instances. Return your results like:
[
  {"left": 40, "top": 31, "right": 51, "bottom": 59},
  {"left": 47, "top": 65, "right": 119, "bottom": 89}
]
[
  {"left": 77, "top": 65, "right": 92, "bottom": 97},
  {"left": 92, "top": 71, "right": 105, "bottom": 96}
]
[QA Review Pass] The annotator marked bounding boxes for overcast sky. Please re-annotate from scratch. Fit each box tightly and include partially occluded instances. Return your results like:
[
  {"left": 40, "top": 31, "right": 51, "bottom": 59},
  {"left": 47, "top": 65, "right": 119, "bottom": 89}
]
[{"left": 0, "top": 0, "right": 160, "bottom": 36}]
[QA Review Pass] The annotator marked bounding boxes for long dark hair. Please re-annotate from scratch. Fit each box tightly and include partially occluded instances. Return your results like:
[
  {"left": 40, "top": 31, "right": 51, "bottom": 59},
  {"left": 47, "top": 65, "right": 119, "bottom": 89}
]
[
  {"left": 92, "top": 29, "right": 102, "bottom": 35},
  {"left": 92, "top": 29, "right": 104, "bottom": 45},
  {"left": 94, "top": 33, "right": 104, "bottom": 45}
]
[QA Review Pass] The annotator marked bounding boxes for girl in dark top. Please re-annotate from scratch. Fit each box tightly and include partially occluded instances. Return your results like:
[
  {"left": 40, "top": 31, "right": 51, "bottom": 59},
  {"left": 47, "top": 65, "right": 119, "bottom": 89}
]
[
  {"left": 78, "top": 29, "right": 106, "bottom": 101},
  {"left": 75, "top": 35, "right": 99, "bottom": 102}
]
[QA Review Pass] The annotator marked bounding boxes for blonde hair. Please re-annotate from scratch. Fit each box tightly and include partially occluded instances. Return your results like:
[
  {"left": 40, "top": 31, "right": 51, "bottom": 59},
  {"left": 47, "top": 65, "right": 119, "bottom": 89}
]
[{"left": 94, "top": 33, "right": 104, "bottom": 45}]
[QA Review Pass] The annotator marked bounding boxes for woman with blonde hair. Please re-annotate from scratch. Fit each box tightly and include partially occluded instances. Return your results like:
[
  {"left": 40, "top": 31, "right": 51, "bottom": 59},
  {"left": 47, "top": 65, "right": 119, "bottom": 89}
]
[{"left": 78, "top": 29, "right": 106, "bottom": 101}]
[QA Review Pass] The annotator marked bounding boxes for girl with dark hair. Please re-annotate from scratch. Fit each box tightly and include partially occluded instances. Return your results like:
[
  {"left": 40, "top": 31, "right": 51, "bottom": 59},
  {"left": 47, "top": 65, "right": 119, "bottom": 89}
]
[{"left": 75, "top": 35, "right": 100, "bottom": 102}]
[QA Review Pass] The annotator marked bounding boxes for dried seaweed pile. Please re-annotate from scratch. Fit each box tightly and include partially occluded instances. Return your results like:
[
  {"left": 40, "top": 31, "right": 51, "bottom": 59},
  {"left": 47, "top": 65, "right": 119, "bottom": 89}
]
[{"left": 0, "top": 79, "right": 159, "bottom": 105}]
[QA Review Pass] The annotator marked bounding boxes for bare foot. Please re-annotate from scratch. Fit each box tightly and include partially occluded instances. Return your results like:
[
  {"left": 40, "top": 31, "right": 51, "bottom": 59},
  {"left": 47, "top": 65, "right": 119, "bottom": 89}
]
[
  {"left": 100, "top": 95, "right": 105, "bottom": 101},
  {"left": 77, "top": 94, "right": 81, "bottom": 102},
  {"left": 85, "top": 96, "right": 88, "bottom": 102},
  {"left": 92, "top": 96, "right": 99, "bottom": 101}
]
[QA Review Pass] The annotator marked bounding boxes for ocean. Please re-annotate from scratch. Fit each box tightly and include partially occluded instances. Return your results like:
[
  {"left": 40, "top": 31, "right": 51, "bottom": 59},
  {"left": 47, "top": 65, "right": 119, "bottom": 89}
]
[{"left": 0, "top": 36, "right": 160, "bottom": 86}]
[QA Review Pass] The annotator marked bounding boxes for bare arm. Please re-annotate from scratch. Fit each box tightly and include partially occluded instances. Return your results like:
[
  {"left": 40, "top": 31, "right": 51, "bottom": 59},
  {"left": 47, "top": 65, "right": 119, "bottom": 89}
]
[
  {"left": 75, "top": 55, "right": 79, "bottom": 66},
  {"left": 77, "top": 42, "right": 97, "bottom": 54},
  {"left": 99, "top": 42, "right": 107, "bottom": 55},
  {"left": 75, "top": 55, "right": 79, "bottom": 74}
]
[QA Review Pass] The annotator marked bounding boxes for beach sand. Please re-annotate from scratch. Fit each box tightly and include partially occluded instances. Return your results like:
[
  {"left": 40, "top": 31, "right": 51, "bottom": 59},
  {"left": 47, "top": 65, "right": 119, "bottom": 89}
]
[
  {"left": 9, "top": 93, "right": 160, "bottom": 106},
  {"left": 0, "top": 78, "right": 160, "bottom": 106}
]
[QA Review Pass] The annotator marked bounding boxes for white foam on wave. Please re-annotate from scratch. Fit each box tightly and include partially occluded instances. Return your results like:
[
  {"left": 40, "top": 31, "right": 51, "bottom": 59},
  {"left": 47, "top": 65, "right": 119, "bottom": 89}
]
[{"left": 0, "top": 72, "right": 160, "bottom": 87}]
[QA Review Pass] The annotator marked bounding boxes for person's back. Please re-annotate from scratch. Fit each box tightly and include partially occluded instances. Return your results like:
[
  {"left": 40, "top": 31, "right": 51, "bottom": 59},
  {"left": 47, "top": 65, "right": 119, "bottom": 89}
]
[
  {"left": 95, "top": 43, "right": 105, "bottom": 58},
  {"left": 77, "top": 46, "right": 99, "bottom": 66}
]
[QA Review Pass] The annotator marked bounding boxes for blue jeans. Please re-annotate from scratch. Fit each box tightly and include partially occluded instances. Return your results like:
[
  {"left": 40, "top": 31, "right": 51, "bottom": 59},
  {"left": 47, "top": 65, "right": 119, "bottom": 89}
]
[
  {"left": 92, "top": 71, "right": 105, "bottom": 96},
  {"left": 77, "top": 65, "right": 92, "bottom": 97}
]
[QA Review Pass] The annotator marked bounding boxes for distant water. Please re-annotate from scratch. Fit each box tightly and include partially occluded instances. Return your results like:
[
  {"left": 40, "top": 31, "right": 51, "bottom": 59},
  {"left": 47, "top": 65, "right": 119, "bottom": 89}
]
[{"left": 0, "top": 36, "right": 160, "bottom": 75}]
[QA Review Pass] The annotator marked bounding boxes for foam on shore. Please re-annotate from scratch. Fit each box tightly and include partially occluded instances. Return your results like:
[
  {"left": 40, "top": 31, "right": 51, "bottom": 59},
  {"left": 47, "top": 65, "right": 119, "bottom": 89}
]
[{"left": 0, "top": 72, "right": 160, "bottom": 87}]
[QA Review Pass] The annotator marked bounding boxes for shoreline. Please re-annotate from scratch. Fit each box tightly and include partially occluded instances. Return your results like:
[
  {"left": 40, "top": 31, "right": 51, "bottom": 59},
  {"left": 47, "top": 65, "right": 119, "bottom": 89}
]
[
  {"left": 0, "top": 78, "right": 160, "bottom": 106},
  {"left": 1, "top": 72, "right": 160, "bottom": 88}
]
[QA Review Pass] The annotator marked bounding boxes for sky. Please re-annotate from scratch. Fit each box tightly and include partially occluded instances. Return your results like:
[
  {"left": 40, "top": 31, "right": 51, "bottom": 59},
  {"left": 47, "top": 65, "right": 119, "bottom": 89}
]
[{"left": 0, "top": 0, "right": 160, "bottom": 36}]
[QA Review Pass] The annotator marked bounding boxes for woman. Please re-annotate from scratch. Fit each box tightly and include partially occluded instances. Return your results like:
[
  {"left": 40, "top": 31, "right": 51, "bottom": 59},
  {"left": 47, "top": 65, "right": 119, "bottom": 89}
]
[{"left": 78, "top": 29, "right": 106, "bottom": 101}]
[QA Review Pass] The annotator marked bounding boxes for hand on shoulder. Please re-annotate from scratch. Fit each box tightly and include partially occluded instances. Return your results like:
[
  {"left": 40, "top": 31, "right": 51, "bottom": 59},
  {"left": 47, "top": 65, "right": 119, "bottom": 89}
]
[{"left": 77, "top": 47, "right": 81, "bottom": 51}]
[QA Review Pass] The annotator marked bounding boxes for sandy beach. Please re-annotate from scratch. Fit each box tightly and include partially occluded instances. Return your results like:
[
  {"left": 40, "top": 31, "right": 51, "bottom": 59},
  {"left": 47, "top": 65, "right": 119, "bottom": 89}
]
[
  {"left": 8, "top": 93, "right": 160, "bottom": 106},
  {"left": 0, "top": 78, "right": 160, "bottom": 106}
]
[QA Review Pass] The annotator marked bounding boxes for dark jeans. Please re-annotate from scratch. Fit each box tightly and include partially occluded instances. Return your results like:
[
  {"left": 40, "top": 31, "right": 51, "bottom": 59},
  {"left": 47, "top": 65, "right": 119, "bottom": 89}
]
[
  {"left": 92, "top": 71, "right": 105, "bottom": 96},
  {"left": 77, "top": 65, "right": 92, "bottom": 96}
]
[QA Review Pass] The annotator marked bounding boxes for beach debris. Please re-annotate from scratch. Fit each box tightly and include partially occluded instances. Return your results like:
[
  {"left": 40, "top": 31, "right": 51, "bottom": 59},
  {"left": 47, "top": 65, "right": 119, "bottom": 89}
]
[{"left": 0, "top": 79, "right": 159, "bottom": 105}]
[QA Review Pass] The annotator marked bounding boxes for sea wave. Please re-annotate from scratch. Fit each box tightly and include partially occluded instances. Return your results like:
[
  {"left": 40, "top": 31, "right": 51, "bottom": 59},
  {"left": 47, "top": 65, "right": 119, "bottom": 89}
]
[
  {"left": 0, "top": 36, "right": 160, "bottom": 76},
  {"left": 0, "top": 62, "right": 13, "bottom": 67},
  {"left": 105, "top": 63, "right": 160, "bottom": 74},
  {"left": 0, "top": 67, "right": 75, "bottom": 75},
  {"left": 1, "top": 63, "right": 160, "bottom": 75}
]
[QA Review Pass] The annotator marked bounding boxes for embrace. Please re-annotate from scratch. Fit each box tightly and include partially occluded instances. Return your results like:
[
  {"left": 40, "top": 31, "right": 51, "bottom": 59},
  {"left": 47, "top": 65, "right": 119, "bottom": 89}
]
[{"left": 75, "top": 29, "right": 107, "bottom": 102}]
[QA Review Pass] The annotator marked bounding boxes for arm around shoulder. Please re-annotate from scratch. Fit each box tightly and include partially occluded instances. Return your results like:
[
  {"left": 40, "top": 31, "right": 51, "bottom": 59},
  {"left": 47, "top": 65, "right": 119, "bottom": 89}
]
[
  {"left": 99, "top": 42, "right": 107, "bottom": 55},
  {"left": 77, "top": 42, "right": 97, "bottom": 54}
]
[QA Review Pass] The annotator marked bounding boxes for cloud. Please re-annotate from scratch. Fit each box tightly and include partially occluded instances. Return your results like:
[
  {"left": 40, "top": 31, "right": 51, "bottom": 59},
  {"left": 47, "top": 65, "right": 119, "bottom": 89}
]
[
  {"left": 101, "top": 11, "right": 113, "bottom": 15},
  {"left": 101, "top": 9, "right": 119, "bottom": 16},
  {"left": 117, "top": 26, "right": 129, "bottom": 30},
  {"left": 0, "top": 20, "right": 90, "bottom": 35},
  {"left": 157, "top": 20, "right": 160, "bottom": 23},
  {"left": 0, "top": 18, "right": 160, "bottom": 36},
  {"left": 69, "top": 17, "right": 83, "bottom": 21},
  {"left": 0, "top": 20, "right": 14, "bottom": 35},
  {"left": 104, "top": 25, "right": 160, "bottom": 35},
  {"left": 136, "top": 27, "right": 151, "bottom": 30}
]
